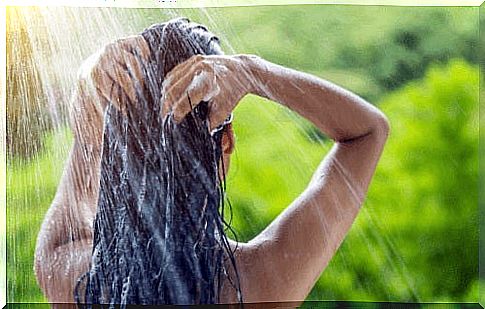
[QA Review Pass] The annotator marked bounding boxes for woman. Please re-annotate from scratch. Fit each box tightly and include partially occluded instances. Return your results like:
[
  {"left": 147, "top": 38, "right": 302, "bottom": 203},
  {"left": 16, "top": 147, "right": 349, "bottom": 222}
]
[{"left": 34, "top": 17, "right": 389, "bottom": 305}]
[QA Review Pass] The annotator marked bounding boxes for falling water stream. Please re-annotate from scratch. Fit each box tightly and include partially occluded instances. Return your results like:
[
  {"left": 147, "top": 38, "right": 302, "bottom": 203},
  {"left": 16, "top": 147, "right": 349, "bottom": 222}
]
[{"left": 6, "top": 5, "right": 424, "bottom": 304}]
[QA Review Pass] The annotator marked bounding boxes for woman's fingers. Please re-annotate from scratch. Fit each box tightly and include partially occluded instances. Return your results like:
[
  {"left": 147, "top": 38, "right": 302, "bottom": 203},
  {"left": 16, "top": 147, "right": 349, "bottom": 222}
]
[
  {"left": 161, "top": 59, "right": 211, "bottom": 115},
  {"left": 92, "top": 42, "right": 147, "bottom": 104},
  {"left": 117, "top": 35, "right": 151, "bottom": 62},
  {"left": 92, "top": 49, "right": 134, "bottom": 103},
  {"left": 164, "top": 54, "right": 204, "bottom": 85},
  {"left": 207, "top": 98, "right": 233, "bottom": 131},
  {"left": 161, "top": 55, "right": 205, "bottom": 99},
  {"left": 162, "top": 57, "right": 219, "bottom": 120},
  {"left": 160, "top": 53, "right": 249, "bottom": 128},
  {"left": 166, "top": 57, "right": 217, "bottom": 98},
  {"left": 170, "top": 69, "right": 219, "bottom": 122}
]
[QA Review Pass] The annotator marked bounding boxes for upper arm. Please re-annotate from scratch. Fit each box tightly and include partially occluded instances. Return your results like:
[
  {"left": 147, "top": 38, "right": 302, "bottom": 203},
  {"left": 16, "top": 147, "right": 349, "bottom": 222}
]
[
  {"left": 34, "top": 140, "right": 101, "bottom": 302},
  {"left": 235, "top": 119, "right": 389, "bottom": 302}
]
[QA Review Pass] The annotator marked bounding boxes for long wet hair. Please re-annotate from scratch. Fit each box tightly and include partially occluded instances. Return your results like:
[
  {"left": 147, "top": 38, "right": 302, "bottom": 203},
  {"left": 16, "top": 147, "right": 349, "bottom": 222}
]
[{"left": 75, "top": 18, "right": 242, "bottom": 306}]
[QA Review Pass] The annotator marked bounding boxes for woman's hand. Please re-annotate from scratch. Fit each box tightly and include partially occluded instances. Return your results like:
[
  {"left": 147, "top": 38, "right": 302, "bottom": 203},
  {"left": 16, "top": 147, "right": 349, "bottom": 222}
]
[
  {"left": 160, "top": 54, "right": 257, "bottom": 131},
  {"left": 80, "top": 35, "right": 150, "bottom": 108}
]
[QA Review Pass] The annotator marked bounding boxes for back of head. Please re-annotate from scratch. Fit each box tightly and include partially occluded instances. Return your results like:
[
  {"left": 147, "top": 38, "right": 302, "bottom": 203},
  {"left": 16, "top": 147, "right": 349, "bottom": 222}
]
[{"left": 75, "top": 18, "right": 240, "bottom": 306}]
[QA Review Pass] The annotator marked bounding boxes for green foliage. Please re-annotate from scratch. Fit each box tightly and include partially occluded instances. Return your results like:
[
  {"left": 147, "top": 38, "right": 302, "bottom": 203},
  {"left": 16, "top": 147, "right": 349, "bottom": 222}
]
[
  {"left": 367, "top": 59, "right": 478, "bottom": 300},
  {"left": 333, "top": 9, "right": 478, "bottom": 93}
]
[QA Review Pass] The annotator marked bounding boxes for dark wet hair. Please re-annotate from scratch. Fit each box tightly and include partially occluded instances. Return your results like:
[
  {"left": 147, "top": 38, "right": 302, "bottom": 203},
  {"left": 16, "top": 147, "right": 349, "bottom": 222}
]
[{"left": 75, "top": 18, "right": 241, "bottom": 306}]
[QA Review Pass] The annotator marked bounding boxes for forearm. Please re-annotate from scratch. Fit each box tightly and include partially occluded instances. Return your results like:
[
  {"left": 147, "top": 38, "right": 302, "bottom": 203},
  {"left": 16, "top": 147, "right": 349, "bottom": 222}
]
[{"left": 243, "top": 55, "right": 388, "bottom": 142}]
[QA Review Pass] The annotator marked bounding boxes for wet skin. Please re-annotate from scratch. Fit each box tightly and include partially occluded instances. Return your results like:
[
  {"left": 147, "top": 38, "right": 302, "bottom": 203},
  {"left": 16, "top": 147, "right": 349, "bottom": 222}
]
[{"left": 34, "top": 19, "right": 389, "bottom": 306}]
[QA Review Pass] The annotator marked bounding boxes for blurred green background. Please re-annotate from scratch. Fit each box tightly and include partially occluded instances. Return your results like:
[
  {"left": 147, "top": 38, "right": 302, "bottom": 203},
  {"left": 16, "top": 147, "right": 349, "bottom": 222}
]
[{"left": 6, "top": 4, "right": 479, "bottom": 303}]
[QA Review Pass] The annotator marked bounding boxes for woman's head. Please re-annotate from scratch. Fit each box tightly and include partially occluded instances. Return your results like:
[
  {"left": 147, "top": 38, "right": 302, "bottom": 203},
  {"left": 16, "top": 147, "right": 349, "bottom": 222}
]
[
  {"left": 142, "top": 17, "right": 235, "bottom": 175},
  {"left": 76, "top": 18, "right": 241, "bottom": 306},
  {"left": 141, "top": 17, "right": 223, "bottom": 73}
]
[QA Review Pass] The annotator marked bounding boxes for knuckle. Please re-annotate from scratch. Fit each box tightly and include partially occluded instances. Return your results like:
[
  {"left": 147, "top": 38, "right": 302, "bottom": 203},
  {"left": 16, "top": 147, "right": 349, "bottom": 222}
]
[
  {"left": 236, "top": 53, "right": 258, "bottom": 62},
  {"left": 120, "top": 35, "right": 151, "bottom": 60},
  {"left": 113, "top": 38, "right": 125, "bottom": 47},
  {"left": 201, "top": 60, "right": 213, "bottom": 71},
  {"left": 193, "top": 54, "right": 204, "bottom": 62},
  {"left": 120, "top": 35, "right": 136, "bottom": 46}
]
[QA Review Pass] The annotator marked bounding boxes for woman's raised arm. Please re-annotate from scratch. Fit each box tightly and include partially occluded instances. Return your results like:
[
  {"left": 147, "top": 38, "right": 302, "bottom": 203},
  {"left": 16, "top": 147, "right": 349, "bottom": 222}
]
[
  {"left": 162, "top": 54, "right": 390, "bottom": 303},
  {"left": 236, "top": 55, "right": 390, "bottom": 302}
]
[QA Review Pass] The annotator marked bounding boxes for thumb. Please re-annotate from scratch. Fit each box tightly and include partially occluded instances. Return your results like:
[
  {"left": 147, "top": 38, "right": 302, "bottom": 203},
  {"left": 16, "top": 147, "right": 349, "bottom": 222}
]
[{"left": 208, "top": 98, "right": 233, "bottom": 132}]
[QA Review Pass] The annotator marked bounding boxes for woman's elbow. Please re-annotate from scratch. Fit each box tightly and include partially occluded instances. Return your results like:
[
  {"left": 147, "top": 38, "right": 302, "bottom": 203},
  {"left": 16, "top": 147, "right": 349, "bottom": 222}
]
[
  {"left": 337, "top": 111, "right": 390, "bottom": 145},
  {"left": 33, "top": 240, "right": 53, "bottom": 300},
  {"left": 373, "top": 111, "right": 390, "bottom": 143}
]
